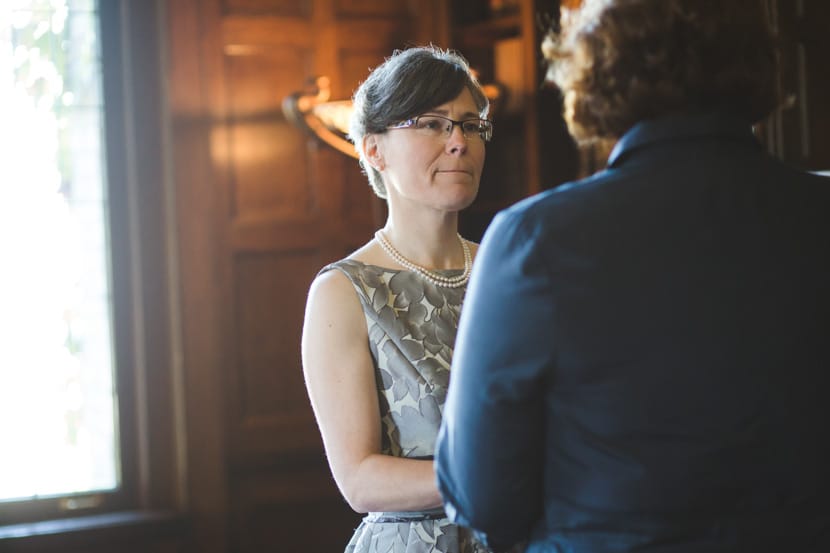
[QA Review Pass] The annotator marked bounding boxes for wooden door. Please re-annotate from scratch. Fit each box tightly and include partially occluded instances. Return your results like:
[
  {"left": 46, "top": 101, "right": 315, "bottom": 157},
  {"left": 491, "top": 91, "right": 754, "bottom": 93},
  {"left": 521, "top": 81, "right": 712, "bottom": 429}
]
[{"left": 167, "top": 1, "right": 449, "bottom": 551}]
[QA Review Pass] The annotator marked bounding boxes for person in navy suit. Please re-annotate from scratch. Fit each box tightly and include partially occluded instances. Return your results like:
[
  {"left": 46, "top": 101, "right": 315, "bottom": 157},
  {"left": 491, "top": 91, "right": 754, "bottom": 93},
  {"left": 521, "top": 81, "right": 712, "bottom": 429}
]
[{"left": 435, "top": 1, "right": 830, "bottom": 551}]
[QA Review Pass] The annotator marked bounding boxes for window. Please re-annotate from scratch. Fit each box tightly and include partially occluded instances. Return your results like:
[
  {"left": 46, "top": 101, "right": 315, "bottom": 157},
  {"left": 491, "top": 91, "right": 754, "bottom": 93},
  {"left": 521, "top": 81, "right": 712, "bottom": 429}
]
[
  {"left": 0, "top": 0, "right": 120, "bottom": 511},
  {"left": 0, "top": 0, "right": 178, "bottom": 530}
]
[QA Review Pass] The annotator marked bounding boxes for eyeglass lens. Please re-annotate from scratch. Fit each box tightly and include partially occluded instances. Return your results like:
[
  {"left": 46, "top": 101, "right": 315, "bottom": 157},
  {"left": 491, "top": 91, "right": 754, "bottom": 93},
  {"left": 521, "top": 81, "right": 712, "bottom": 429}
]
[{"left": 415, "top": 115, "right": 492, "bottom": 141}]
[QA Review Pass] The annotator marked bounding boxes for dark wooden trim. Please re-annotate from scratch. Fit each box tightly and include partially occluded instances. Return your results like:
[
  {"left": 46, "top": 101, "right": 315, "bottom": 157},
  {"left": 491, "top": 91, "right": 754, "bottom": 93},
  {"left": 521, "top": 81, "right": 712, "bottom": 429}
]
[
  {"left": 166, "top": 0, "right": 232, "bottom": 551},
  {"left": 0, "top": 511, "right": 188, "bottom": 552},
  {"left": 100, "top": 0, "right": 184, "bottom": 513}
]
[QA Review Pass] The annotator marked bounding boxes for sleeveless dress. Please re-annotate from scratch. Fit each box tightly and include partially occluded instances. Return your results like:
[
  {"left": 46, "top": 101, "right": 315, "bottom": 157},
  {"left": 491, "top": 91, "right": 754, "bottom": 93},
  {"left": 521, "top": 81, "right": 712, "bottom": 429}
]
[{"left": 320, "top": 259, "right": 490, "bottom": 553}]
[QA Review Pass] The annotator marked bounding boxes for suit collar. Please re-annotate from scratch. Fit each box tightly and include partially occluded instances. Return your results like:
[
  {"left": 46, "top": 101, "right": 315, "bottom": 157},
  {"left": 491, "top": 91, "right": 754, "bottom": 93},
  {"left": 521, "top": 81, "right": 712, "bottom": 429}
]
[{"left": 607, "top": 111, "right": 761, "bottom": 168}]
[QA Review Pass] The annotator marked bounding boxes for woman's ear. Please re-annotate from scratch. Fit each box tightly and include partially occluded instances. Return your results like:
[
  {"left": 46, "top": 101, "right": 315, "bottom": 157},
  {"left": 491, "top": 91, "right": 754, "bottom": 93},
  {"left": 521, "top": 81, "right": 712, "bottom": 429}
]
[{"left": 362, "top": 135, "right": 385, "bottom": 171}]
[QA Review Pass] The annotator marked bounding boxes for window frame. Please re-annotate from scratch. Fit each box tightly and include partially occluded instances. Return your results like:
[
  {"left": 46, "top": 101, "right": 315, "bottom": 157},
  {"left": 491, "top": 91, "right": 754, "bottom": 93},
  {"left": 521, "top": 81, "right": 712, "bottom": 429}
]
[{"left": 0, "top": 0, "right": 183, "bottom": 528}]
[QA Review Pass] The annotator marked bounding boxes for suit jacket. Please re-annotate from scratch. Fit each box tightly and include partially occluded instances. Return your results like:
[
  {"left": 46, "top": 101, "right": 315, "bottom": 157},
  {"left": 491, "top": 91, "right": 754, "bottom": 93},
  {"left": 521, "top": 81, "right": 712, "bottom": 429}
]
[{"left": 436, "top": 111, "right": 830, "bottom": 552}]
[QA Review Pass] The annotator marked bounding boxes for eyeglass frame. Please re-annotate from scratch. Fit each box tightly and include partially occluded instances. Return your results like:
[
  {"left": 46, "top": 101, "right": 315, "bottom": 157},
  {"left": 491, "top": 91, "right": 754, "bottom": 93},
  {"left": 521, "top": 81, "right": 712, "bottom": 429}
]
[{"left": 387, "top": 114, "right": 494, "bottom": 142}]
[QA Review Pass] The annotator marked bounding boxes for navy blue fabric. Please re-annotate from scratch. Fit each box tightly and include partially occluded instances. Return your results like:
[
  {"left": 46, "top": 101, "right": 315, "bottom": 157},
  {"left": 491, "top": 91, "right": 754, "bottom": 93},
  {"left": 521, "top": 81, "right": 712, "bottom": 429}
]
[{"left": 435, "top": 112, "right": 830, "bottom": 552}]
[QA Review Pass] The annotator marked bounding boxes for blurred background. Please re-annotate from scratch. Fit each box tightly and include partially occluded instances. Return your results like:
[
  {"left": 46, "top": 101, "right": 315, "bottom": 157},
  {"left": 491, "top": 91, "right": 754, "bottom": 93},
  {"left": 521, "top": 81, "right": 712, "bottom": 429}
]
[{"left": 0, "top": 1, "right": 827, "bottom": 552}]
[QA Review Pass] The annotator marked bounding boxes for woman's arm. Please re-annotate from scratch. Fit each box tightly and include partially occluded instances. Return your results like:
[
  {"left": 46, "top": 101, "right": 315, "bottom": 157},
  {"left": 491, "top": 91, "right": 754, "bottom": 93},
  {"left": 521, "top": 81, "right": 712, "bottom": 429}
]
[{"left": 301, "top": 269, "right": 442, "bottom": 513}]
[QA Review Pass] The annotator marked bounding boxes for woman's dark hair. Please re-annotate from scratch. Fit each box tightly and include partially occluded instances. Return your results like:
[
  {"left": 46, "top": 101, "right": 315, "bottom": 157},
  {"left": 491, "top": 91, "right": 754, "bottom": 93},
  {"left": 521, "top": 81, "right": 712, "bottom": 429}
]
[
  {"left": 543, "top": 0, "right": 781, "bottom": 141},
  {"left": 349, "top": 45, "right": 488, "bottom": 198}
]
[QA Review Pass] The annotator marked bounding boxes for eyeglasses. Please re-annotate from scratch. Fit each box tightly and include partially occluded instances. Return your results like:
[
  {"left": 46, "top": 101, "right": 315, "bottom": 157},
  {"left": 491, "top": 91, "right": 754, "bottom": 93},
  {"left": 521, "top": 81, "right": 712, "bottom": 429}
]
[{"left": 388, "top": 114, "right": 494, "bottom": 142}]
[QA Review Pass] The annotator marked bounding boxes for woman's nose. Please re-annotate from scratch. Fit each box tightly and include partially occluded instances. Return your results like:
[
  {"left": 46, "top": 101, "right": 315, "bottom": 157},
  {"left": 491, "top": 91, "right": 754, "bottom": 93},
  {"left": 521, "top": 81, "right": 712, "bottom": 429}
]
[{"left": 445, "top": 124, "right": 468, "bottom": 154}]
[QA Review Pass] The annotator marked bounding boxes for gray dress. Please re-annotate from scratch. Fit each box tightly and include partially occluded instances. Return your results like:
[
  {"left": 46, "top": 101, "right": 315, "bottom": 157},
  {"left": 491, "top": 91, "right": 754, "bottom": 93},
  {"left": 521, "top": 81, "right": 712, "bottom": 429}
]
[{"left": 321, "top": 259, "right": 490, "bottom": 553}]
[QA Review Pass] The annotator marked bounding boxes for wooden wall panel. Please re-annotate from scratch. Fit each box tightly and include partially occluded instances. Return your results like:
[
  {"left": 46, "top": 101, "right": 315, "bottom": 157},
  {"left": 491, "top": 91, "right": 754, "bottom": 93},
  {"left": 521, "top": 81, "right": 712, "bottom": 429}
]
[
  {"left": 225, "top": 48, "right": 315, "bottom": 220},
  {"left": 233, "top": 251, "right": 316, "bottom": 420},
  {"left": 343, "top": 161, "right": 377, "bottom": 227},
  {"left": 222, "top": 0, "right": 311, "bottom": 17},
  {"left": 229, "top": 119, "right": 312, "bottom": 218},
  {"left": 231, "top": 465, "right": 360, "bottom": 552},
  {"left": 334, "top": 0, "right": 409, "bottom": 17},
  {"left": 223, "top": 17, "right": 313, "bottom": 48},
  {"left": 336, "top": 48, "right": 389, "bottom": 231},
  {"left": 338, "top": 49, "right": 386, "bottom": 95},
  {"left": 228, "top": 247, "right": 330, "bottom": 459},
  {"left": 335, "top": 19, "right": 411, "bottom": 52}
]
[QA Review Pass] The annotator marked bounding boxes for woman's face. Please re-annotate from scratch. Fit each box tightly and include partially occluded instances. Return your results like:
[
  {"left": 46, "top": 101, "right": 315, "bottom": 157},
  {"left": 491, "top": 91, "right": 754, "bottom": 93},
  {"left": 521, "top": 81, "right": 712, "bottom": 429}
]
[{"left": 370, "top": 87, "right": 486, "bottom": 214}]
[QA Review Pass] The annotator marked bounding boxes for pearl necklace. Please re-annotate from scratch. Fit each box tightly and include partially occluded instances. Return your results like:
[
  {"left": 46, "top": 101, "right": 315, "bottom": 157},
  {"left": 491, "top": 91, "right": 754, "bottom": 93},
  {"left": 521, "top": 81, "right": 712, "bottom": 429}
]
[{"left": 374, "top": 230, "right": 471, "bottom": 288}]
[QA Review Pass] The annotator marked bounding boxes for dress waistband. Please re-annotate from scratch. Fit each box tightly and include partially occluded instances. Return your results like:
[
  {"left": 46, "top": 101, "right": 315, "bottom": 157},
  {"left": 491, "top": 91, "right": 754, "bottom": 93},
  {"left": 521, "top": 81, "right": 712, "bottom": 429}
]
[{"left": 365, "top": 508, "right": 447, "bottom": 523}]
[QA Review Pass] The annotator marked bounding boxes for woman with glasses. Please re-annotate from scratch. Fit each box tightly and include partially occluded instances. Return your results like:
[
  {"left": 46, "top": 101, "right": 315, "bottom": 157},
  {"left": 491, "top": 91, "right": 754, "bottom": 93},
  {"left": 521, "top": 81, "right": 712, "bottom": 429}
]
[{"left": 301, "top": 46, "right": 494, "bottom": 553}]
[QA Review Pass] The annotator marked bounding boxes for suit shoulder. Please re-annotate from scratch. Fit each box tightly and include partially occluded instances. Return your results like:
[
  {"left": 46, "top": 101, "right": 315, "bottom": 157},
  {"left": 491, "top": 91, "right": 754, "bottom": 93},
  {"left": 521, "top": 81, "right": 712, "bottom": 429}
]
[{"left": 497, "top": 171, "right": 618, "bottom": 229}]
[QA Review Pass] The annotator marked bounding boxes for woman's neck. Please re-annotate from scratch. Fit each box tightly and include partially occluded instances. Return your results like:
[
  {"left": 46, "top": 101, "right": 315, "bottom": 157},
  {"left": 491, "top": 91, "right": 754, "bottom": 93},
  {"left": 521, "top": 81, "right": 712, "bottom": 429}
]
[{"left": 381, "top": 214, "right": 463, "bottom": 271}]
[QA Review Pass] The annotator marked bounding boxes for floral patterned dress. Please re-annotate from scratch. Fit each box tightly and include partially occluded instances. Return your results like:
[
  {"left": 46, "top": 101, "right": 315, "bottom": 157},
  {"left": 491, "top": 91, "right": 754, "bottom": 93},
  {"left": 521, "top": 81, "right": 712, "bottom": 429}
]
[{"left": 321, "top": 259, "right": 490, "bottom": 553}]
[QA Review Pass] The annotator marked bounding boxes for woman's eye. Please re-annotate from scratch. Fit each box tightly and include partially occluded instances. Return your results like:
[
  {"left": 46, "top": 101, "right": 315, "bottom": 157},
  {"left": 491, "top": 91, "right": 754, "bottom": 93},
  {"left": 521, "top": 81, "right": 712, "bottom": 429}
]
[{"left": 420, "top": 119, "right": 443, "bottom": 130}]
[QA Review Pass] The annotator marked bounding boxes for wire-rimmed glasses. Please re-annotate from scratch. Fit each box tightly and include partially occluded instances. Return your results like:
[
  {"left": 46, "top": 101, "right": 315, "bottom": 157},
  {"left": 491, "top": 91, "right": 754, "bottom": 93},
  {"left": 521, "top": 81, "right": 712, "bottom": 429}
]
[{"left": 388, "top": 114, "right": 494, "bottom": 142}]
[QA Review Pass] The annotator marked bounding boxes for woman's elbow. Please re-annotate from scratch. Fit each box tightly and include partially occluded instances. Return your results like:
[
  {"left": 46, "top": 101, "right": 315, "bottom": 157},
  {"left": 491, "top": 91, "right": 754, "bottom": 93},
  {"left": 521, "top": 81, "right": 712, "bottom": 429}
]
[{"left": 340, "top": 482, "right": 378, "bottom": 514}]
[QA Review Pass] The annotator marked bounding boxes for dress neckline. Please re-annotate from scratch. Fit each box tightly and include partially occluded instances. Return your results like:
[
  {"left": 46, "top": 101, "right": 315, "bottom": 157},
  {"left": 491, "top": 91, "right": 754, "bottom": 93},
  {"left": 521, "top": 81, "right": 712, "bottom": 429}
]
[{"left": 341, "top": 257, "right": 466, "bottom": 275}]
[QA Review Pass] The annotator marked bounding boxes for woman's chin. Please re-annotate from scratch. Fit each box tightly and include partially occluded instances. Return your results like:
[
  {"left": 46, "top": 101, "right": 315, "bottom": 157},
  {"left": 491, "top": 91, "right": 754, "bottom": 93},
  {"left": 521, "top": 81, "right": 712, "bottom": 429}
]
[{"left": 443, "top": 190, "right": 480, "bottom": 213}]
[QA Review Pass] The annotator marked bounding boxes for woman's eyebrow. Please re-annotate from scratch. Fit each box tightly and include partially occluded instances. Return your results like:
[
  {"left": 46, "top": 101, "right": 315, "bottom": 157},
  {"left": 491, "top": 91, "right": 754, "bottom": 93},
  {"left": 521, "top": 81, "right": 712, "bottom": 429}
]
[{"left": 426, "top": 108, "right": 480, "bottom": 119}]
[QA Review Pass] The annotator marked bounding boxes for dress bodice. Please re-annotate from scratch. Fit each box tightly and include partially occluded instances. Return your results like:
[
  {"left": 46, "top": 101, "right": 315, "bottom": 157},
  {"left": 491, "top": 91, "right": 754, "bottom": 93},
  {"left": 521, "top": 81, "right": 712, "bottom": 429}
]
[{"left": 321, "top": 259, "right": 467, "bottom": 457}]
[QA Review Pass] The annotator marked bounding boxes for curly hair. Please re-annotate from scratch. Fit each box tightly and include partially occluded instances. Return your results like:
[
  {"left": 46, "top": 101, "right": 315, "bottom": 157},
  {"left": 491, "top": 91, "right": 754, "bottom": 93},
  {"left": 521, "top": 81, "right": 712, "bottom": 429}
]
[
  {"left": 349, "top": 46, "right": 488, "bottom": 198},
  {"left": 543, "top": 0, "right": 780, "bottom": 141}
]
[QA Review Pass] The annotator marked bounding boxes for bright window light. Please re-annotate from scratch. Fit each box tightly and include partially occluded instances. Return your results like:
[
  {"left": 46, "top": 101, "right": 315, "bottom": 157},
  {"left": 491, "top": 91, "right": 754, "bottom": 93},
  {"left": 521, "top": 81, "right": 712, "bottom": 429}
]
[{"left": 0, "top": 0, "right": 119, "bottom": 502}]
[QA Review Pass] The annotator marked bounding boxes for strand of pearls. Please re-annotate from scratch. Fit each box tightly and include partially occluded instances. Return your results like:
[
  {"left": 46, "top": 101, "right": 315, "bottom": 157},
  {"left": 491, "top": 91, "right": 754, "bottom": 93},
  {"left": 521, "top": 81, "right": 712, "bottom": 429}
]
[{"left": 374, "top": 230, "right": 471, "bottom": 288}]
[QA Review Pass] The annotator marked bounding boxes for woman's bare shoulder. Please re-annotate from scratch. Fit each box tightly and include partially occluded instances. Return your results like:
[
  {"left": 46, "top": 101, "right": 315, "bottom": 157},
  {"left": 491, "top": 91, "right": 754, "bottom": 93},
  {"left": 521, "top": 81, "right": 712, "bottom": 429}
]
[
  {"left": 308, "top": 264, "right": 358, "bottom": 308},
  {"left": 345, "top": 235, "right": 391, "bottom": 268}
]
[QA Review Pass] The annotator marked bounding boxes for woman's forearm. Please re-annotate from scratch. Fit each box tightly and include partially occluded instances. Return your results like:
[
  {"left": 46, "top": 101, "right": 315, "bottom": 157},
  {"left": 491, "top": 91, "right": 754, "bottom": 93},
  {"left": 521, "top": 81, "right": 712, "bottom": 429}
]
[{"left": 339, "top": 454, "right": 442, "bottom": 514}]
